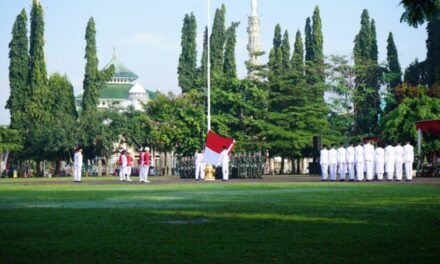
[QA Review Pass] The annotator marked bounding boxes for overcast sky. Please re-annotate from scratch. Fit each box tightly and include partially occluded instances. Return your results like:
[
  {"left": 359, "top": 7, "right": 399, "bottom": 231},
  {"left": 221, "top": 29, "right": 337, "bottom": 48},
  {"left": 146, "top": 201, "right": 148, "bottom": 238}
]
[{"left": 0, "top": 0, "right": 427, "bottom": 125}]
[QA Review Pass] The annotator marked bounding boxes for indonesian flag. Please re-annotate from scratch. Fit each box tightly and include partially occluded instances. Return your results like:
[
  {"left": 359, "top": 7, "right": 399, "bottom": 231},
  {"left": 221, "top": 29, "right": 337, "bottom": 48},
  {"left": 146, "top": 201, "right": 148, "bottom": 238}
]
[{"left": 202, "top": 131, "right": 235, "bottom": 166}]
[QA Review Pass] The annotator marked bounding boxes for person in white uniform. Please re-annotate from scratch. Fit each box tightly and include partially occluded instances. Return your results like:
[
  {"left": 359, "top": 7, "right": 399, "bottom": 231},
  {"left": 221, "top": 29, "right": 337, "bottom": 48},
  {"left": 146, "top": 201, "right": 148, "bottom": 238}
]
[
  {"left": 73, "top": 147, "right": 83, "bottom": 183},
  {"left": 403, "top": 140, "right": 414, "bottom": 181},
  {"left": 320, "top": 145, "right": 329, "bottom": 181},
  {"left": 219, "top": 146, "right": 230, "bottom": 181},
  {"left": 328, "top": 144, "right": 338, "bottom": 181},
  {"left": 363, "top": 140, "right": 375, "bottom": 181},
  {"left": 385, "top": 143, "right": 396, "bottom": 181},
  {"left": 337, "top": 142, "right": 347, "bottom": 181},
  {"left": 346, "top": 142, "right": 355, "bottom": 181},
  {"left": 194, "top": 149, "right": 203, "bottom": 180},
  {"left": 394, "top": 142, "right": 404, "bottom": 181},
  {"left": 119, "top": 150, "right": 128, "bottom": 182},
  {"left": 354, "top": 142, "right": 364, "bottom": 181},
  {"left": 375, "top": 143, "right": 385, "bottom": 181}
]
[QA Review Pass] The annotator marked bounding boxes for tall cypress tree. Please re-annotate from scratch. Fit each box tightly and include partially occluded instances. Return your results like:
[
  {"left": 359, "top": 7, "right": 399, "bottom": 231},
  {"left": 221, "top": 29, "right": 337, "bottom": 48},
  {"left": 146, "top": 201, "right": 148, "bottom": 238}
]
[
  {"left": 178, "top": 13, "right": 197, "bottom": 93},
  {"left": 311, "top": 6, "right": 324, "bottom": 67},
  {"left": 6, "top": 9, "right": 29, "bottom": 130},
  {"left": 354, "top": 10, "right": 372, "bottom": 66},
  {"left": 210, "top": 4, "right": 226, "bottom": 75},
  {"left": 198, "top": 26, "right": 208, "bottom": 89},
  {"left": 268, "top": 24, "right": 283, "bottom": 77},
  {"left": 291, "top": 30, "right": 304, "bottom": 74},
  {"left": 81, "top": 17, "right": 100, "bottom": 114},
  {"left": 280, "top": 30, "right": 291, "bottom": 74},
  {"left": 223, "top": 22, "right": 240, "bottom": 79},
  {"left": 304, "top": 17, "right": 313, "bottom": 62},
  {"left": 426, "top": 14, "right": 440, "bottom": 87},
  {"left": 386, "top": 32, "right": 402, "bottom": 89},
  {"left": 28, "top": 0, "right": 50, "bottom": 122}
]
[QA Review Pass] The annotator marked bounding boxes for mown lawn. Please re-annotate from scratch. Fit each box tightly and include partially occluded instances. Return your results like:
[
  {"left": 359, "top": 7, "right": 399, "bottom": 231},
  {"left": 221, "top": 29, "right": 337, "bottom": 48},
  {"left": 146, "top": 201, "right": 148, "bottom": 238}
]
[{"left": 0, "top": 177, "right": 439, "bottom": 264}]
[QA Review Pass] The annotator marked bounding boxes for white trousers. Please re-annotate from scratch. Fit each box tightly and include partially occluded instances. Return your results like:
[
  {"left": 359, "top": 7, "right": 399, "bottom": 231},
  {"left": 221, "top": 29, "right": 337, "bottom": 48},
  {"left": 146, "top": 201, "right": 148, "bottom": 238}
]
[
  {"left": 321, "top": 164, "right": 328, "bottom": 180},
  {"left": 222, "top": 164, "right": 229, "bottom": 180},
  {"left": 356, "top": 162, "right": 364, "bottom": 181},
  {"left": 338, "top": 162, "right": 346, "bottom": 180},
  {"left": 405, "top": 162, "right": 413, "bottom": 180},
  {"left": 74, "top": 166, "right": 82, "bottom": 182},
  {"left": 126, "top": 166, "right": 132, "bottom": 179},
  {"left": 365, "top": 161, "right": 374, "bottom": 181},
  {"left": 144, "top": 166, "right": 150, "bottom": 180},
  {"left": 375, "top": 162, "right": 384, "bottom": 180},
  {"left": 139, "top": 165, "right": 145, "bottom": 181},
  {"left": 347, "top": 163, "right": 355, "bottom": 180},
  {"left": 195, "top": 163, "right": 202, "bottom": 180},
  {"left": 386, "top": 163, "right": 394, "bottom": 180},
  {"left": 395, "top": 161, "right": 403, "bottom": 180},
  {"left": 329, "top": 163, "right": 337, "bottom": 181},
  {"left": 119, "top": 166, "right": 127, "bottom": 181}
]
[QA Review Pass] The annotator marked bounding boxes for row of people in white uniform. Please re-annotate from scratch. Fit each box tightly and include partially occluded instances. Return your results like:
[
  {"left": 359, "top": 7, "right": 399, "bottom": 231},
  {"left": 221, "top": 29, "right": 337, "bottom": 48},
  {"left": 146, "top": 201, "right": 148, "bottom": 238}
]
[{"left": 320, "top": 141, "right": 414, "bottom": 182}]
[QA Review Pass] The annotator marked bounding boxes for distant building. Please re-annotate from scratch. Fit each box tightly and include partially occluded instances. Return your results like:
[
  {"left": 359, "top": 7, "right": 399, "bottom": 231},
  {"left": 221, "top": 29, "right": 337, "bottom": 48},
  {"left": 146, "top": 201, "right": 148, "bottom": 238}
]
[
  {"left": 75, "top": 53, "right": 156, "bottom": 111},
  {"left": 247, "top": 0, "right": 262, "bottom": 79}
]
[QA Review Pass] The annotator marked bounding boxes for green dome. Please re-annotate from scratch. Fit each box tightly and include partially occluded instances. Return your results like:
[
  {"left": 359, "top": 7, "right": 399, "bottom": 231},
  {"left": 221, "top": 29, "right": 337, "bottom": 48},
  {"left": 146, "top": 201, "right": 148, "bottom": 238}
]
[{"left": 103, "top": 58, "right": 138, "bottom": 81}]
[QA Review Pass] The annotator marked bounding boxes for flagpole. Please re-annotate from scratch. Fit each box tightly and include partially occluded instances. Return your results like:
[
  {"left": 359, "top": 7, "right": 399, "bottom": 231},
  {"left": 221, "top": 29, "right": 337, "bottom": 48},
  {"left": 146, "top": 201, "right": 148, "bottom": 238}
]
[{"left": 207, "top": 0, "right": 211, "bottom": 132}]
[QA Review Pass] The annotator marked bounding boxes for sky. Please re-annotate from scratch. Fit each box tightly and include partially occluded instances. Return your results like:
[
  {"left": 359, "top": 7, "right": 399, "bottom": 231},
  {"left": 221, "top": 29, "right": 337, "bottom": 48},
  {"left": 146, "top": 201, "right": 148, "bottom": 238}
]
[{"left": 0, "top": 0, "right": 428, "bottom": 125}]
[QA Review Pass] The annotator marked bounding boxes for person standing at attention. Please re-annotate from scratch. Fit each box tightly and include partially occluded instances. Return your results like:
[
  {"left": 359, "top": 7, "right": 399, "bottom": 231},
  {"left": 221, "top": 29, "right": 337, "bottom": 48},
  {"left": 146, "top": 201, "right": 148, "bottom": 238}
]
[
  {"left": 403, "top": 140, "right": 414, "bottom": 181},
  {"left": 219, "top": 146, "right": 230, "bottom": 181},
  {"left": 74, "top": 147, "right": 83, "bottom": 183},
  {"left": 320, "top": 145, "right": 329, "bottom": 181}
]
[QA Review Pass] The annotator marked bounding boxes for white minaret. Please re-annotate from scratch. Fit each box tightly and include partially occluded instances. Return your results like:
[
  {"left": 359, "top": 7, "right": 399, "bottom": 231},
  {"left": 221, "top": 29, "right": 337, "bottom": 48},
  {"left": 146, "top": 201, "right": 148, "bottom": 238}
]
[{"left": 247, "top": 0, "right": 262, "bottom": 78}]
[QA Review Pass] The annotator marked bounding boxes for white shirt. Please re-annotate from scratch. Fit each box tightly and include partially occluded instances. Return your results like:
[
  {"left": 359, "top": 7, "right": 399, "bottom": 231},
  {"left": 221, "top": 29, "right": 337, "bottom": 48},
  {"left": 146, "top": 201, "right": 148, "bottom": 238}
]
[
  {"left": 219, "top": 150, "right": 229, "bottom": 166},
  {"left": 320, "top": 149, "right": 329, "bottom": 165},
  {"left": 346, "top": 146, "right": 355, "bottom": 163},
  {"left": 385, "top": 145, "right": 396, "bottom": 164},
  {"left": 355, "top": 145, "right": 364, "bottom": 163},
  {"left": 394, "top": 145, "right": 404, "bottom": 163},
  {"left": 403, "top": 144, "right": 414, "bottom": 163},
  {"left": 74, "top": 152, "right": 83, "bottom": 168},
  {"left": 375, "top": 147, "right": 385, "bottom": 164},
  {"left": 363, "top": 143, "right": 375, "bottom": 162},
  {"left": 195, "top": 152, "right": 203, "bottom": 165},
  {"left": 328, "top": 148, "right": 338, "bottom": 164},
  {"left": 337, "top": 147, "right": 347, "bottom": 163}
]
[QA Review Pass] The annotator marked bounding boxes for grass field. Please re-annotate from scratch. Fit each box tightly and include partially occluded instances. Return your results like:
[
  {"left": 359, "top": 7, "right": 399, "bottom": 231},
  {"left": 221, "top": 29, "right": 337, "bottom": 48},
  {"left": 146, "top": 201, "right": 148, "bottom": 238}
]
[{"left": 0, "top": 177, "right": 439, "bottom": 264}]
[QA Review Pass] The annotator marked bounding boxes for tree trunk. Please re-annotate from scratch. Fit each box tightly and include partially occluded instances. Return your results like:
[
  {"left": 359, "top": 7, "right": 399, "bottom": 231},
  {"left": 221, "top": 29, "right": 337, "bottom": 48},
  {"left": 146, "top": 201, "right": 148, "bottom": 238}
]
[
  {"left": 98, "top": 159, "right": 102, "bottom": 176},
  {"left": 105, "top": 156, "right": 110, "bottom": 176},
  {"left": 280, "top": 156, "right": 285, "bottom": 174},
  {"left": 296, "top": 159, "right": 301, "bottom": 174},
  {"left": 55, "top": 160, "right": 61, "bottom": 176},
  {"left": 36, "top": 160, "right": 42, "bottom": 177}
]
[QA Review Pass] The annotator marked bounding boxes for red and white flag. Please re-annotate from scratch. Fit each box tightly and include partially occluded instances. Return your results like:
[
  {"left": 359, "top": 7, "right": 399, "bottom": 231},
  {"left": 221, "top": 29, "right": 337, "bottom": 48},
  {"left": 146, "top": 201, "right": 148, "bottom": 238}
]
[{"left": 202, "top": 131, "right": 235, "bottom": 166}]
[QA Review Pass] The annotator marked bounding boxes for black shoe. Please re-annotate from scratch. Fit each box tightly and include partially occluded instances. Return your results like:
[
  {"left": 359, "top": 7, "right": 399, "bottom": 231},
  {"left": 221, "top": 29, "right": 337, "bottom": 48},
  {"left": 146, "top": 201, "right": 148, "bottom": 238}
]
[
  {"left": 321, "top": 179, "right": 328, "bottom": 182},
  {"left": 339, "top": 179, "right": 345, "bottom": 182},
  {"left": 406, "top": 179, "right": 412, "bottom": 182},
  {"left": 349, "top": 179, "right": 354, "bottom": 182}
]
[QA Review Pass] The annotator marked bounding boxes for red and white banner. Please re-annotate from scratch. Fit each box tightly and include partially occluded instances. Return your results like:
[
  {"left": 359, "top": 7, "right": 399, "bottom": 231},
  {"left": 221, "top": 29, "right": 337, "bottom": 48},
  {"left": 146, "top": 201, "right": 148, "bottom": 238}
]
[{"left": 202, "top": 131, "right": 235, "bottom": 166}]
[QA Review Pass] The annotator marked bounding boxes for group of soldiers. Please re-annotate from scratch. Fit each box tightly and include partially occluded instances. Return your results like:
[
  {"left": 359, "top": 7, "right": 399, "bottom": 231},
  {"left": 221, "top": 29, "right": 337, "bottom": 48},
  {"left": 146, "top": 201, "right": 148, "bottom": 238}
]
[
  {"left": 177, "top": 152, "right": 264, "bottom": 179},
  {"left": 320, "top": 140, "right": 415, "bottom": 182}
]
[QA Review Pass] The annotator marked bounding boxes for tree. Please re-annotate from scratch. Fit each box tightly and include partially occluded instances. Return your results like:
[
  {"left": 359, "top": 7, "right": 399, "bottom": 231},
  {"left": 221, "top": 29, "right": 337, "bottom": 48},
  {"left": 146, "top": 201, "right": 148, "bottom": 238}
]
[
  {"left": 353, "top": 9, "right": 381, "bottom": 135},
  {"left": 0, "top": 127, "right": 22, "bottom": 176},
  {"left": 178, "top": 13, "right": 198, "bottom": 93},
  {"left": 291, "top": 30, "right": 304, "bottom": 75},
  {"left": 426, "top": 14, "right": 440, "bottom": 87},
  {"left": 400, "top": 0, "right": 440, "bottom": 27},
  {"left": 210, "top": 4, "right": 226, "bottom": 75},
  {"left": 28, "top": 0, "right": 50, "bottom": 123},
  {"left": 198, "top": 26, "right": 208, "bottom": 90},
  {"left": 280, "top": 30, "right": 291, "bottom": 73},
  {"left": 6, "top": 9, "right": 29, "bottom": 131},
  {"left": 268, "top": 24, "right": 283, "bottom": 77},
  {"left": 80, "top": 17, "right": 114, "bottom": 160},
  {"left": 384, "top": 32, "right": 402, "bottom": 111},
  {"left": 404, "top": 59, "right": 428, "bottom": 86},
  {"left": 311, "top": 6, "right": 324, "bottom": 81},
  {"left": 223, "top": 22, "right": 240, "bottom": 79},
  {"left": 304, "top": 17, "right": 313, "bottom": 62}
]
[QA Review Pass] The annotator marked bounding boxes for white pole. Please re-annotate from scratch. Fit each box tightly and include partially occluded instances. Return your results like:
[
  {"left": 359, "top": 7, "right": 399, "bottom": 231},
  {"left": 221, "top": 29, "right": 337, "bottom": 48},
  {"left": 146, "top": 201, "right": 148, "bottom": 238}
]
[{"left": 207, "top": 0, "right": 211, "bottom": 132}]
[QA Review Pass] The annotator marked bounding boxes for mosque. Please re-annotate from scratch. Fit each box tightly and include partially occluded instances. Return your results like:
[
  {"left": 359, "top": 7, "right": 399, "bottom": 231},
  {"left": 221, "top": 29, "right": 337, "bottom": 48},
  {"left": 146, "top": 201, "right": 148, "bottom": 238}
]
[{"left": 75, "top": 52, "right": 156, "bottom": 111}]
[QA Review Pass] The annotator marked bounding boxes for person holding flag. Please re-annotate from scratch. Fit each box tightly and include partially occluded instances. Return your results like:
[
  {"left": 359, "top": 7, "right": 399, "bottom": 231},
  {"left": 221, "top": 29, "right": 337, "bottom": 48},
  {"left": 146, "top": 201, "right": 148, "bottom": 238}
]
[
  {"left": 143, "top": 147, "right": 151, "bottom": 183},
  {"left": 219, "top": 146, "right": 230, "bottom": 181}
]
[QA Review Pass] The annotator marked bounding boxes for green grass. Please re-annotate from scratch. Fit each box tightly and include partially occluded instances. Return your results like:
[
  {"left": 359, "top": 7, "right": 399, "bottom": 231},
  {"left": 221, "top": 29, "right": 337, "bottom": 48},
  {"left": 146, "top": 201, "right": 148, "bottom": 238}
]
[{"left": 0, "top": 177, "right": 439, "bottom": 264}]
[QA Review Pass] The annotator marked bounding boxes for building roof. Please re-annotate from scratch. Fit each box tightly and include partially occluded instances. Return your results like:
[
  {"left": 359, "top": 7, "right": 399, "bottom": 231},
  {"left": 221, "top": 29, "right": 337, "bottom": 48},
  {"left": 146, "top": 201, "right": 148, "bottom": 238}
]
[
  {"left": 76, "top": 83, "right": 157, "bottom": 100},
  {"left": 129, "top": 83, "right": 147, "bottom": 94},
  {"left": 103, "top": 58, "right": 138, "bottom": 81}
]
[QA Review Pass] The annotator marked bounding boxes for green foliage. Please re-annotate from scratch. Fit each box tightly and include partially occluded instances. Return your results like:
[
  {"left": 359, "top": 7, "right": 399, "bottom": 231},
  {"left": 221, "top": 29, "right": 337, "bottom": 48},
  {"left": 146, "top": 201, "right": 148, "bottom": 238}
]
[
  {"left": 280, "top": 30, "right": 291, "bottom": 73},
  {"left": 427, "top": 14, "right": 440, "bottom": 87},
  {"left": 268, "top": 24, "right": 283, "bottom": 78},
  {"left": 198, "top": 26, "right": 208, "bottom": 90},
  {"left": 304, "top": 17, "right": 313, "bottom": 62},
  {"left": 178, "top": 13, "right": 198, "bottom": 93},
  {"left": 381, "top": 94, "right": 440, "bottom": 154},
  {"left": 291, "top": 30, "right": 304, "bottom": 75},
  {"left": 223, "top": 22, "right": 240, "bottom": 79},
  {"left": 0, "top": 127, "right": 22, "bottom": 152},
  {"left": 311, "top": 6, "right": 324, "bottom": 71},
  {"left": 6, "top": 9, "right": 29, "bottom": 131},
  {"left": 404, "top": 59, "right": 428, "bottom": 85},
  {"left": 400, "top": 0, "right": 440, "bottom": 27},
  {"left": 384, "top": 32, "right": 402, "bottom": 112},
  {"left": 210, "top": 4, "right": 226, "bottom": 75}
]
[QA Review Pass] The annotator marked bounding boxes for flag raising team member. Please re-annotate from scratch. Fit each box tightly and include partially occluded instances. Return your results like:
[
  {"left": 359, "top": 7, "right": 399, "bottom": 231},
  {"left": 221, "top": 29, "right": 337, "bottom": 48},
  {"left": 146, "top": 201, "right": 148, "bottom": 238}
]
[
  {"left": 363, "top": 140, "right": 375, "bottom": 181},
  {"left": 394, "top": 142, "right": 404, "bottom": 181},
  {"left": 355, "top": 142, "right": 364, "bottom": 181},
  {"left": 337, "top": 142, "right": 347, "bottom": 181},
  {"left": 346, "top": 142, "right": 355, "bottom": 181},
  {"left": 328, "top": 144, "right": 338, "bottom": 181},
  {"left": 74, "top": 147, "right": 83, "bottom": 183},
  {"left": 139, "top": 148, "right": 145, "bottom": 182},
  {"left": 385, "top": 143, "right": 396, "bottom": 181},
  {"left": 219, "top": 146, "right": 230, "bottom": 181},
  {"left": 126, "top": 151, "right": 133, "bottom": 182},
  {"left": 143, "top": 147, "right": 151, "bottom": 183},
  {"left": 403, "top": 141, "right": 414, "bottom": 181},
  {"left": 320, "top": 145, "right": 329, "bottom": 181},
  {"left": 119, "top": 150, "right": 128, "bottom": 182},
  {"left": 194, "top": 149, "right": 204, "bottom": 180},
  {"left": 375, "top": 143, "right": 385, "bottom": 181}
]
